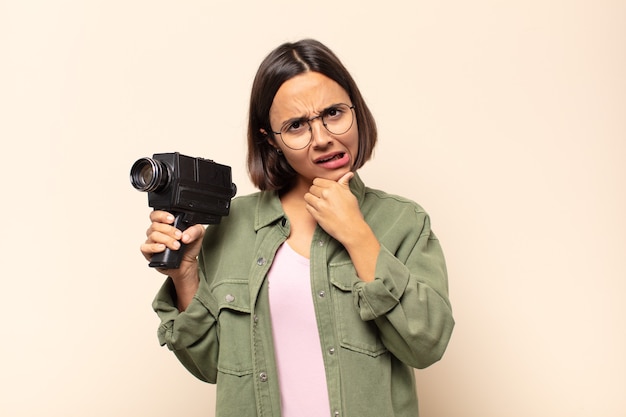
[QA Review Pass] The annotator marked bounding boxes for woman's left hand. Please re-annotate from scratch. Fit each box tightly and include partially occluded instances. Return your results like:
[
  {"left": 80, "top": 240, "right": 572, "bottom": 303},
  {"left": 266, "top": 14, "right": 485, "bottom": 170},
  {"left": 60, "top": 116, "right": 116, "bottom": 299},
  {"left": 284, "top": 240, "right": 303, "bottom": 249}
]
[
  {"left": 304, "top": 172, "right": 362, "bottom": 246},
  {"left": 305, "top": 172, "right": 380, "bottom": 281}
]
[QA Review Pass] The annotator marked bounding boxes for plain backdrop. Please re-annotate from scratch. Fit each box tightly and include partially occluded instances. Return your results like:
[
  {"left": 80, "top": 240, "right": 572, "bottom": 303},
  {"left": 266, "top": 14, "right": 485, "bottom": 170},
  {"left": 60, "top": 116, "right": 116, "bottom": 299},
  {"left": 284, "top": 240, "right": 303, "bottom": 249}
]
[{"left": 1, "top": 1, "right": 625, "bottom": 416}]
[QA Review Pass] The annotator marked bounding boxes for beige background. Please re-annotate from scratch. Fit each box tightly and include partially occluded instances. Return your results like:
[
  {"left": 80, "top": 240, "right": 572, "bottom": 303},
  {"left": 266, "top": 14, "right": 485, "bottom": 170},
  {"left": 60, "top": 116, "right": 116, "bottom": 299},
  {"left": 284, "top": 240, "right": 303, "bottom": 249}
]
[{"left": 1, "top": 1, "right": 625, "bottom": 416}]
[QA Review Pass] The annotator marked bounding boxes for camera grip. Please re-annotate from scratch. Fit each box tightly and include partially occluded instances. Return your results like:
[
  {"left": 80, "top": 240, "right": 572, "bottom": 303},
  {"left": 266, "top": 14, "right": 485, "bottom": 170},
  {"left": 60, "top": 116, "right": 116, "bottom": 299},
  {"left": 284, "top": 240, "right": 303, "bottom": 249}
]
[{"left": 148, "top": 213, "right": 190, "bottom": 269}]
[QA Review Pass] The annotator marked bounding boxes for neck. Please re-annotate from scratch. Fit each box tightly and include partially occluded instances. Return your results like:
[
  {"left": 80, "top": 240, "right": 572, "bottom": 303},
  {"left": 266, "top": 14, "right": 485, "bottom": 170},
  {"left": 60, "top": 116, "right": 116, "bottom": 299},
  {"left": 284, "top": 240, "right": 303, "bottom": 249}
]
[
  {"left": 279, "top": 180, "right": 317, "bottom": 258},
  {"left": 280, "top": 176, "right": 311, "bottom": 200}
]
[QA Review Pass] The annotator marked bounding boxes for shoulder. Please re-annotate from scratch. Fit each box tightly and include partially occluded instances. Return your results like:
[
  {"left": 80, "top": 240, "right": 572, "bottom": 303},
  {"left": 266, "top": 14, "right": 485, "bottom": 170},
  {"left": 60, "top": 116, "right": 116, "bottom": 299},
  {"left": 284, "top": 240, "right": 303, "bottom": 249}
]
[
  {"left": 220, "top": 190, "right": 283, "bottom": 231},
  {"left": 203, "top": 192, "right": 264, "bottom": 244},
  {"left": 362, "top": 186, "right": 427, "bottom": 215},
  {"left": 220, "top": 192, "right": 261, "bottom": 227},
  {"left": 360, "top": 186, "right": 441, "bottom": 251},
  {"left": 230, "top": 191, "right": 262, "bottom": 211},
  {"left": 360, "top": 185, "right": 436, "bottom": 240},
  {"left": 352, "top": 173, "right": 427, "bottom": 215}
]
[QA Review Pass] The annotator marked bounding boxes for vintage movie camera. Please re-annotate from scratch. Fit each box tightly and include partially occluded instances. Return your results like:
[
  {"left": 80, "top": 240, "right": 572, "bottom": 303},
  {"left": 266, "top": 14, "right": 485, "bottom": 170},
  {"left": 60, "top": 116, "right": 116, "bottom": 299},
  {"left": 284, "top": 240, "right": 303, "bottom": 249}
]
[{"left": 130, "top": 152, "right": 237, "bottom": 269}]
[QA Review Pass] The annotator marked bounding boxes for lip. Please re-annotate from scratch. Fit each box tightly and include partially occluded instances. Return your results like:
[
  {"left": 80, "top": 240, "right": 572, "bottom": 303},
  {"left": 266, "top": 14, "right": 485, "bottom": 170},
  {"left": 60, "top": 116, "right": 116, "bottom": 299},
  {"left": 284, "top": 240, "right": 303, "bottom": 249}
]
[{"left": 314, "top": 151, "right": 350, "bottom": 169}]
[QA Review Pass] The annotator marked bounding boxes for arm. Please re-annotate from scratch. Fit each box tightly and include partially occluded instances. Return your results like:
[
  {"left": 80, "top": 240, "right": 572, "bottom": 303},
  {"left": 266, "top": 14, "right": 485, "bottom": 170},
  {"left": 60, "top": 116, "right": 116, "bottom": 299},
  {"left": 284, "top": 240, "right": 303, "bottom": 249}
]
[
  {"left": 142, "top": 210, "right": 220, "bottom": 381},
  {"left": 305, "top": 172, "right": 380, "bottom": 282},
  {"left": 152, "top": 268, "right": 220, "bottom": 383},
  {"left": 353, "top": 211, "right": 454, "bottom": 369},
  {"left": 140, "top": 210, "right": 205, "bottom": 310},
  {"left": 306, "top": 175, "right": 454, "bottom": 367}
]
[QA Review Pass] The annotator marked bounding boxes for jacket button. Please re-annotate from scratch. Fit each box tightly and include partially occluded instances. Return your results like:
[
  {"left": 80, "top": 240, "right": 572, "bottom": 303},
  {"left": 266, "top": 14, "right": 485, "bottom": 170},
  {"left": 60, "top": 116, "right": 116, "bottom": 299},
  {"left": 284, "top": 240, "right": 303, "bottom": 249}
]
[
  {"left": 328, "top": 347, "right": 336, "bottom": 355},
  {"left": 318, "top": 291, "right": 326, "bottom": 298},
  {"left": 259, "top": 372, "right": 268, "bottom": 382},
  {"left": 225, "top": 294, "right": 235, "bottom": 303},
  {"left": 257, "top": 257, "right": 266, "bottom": 266}
]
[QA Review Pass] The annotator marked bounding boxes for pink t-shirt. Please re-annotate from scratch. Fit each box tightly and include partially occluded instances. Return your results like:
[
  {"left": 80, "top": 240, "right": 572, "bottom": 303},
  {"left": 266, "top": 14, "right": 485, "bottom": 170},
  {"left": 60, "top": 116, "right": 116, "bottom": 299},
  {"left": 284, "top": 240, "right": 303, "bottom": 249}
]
[{"left": 268, "top": 242, "right": 331, "bottom": 417}]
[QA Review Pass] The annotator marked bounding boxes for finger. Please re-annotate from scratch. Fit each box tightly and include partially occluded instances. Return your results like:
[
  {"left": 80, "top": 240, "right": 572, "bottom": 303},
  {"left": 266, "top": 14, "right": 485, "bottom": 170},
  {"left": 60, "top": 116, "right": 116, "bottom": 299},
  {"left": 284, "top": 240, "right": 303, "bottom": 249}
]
[
  {"left": 149, "top": 210, "right": 175, "bottom": 224},
  {"left": 140, "top": 242, "right": 166, "bottom": 261},
  {"left": 181, "top": 224, "right": 205, "bottom": 244},
  {"left": 303, "top": 191, "right": 318, "bottom": 209},
  {"left": 308, "top": 184, "right": 323, "bottom": 198},
  {"left": 314, "top": 176, "right": 345, "bottom": 186},
  {"left": 146, "top": 221, "right": 182, "bottom": 241},
  {"left": 338, "top": 171, "right": 354, "bottom": 186},
  {"left": 146, "top": 228, "right": 182, "bottom": 250}
]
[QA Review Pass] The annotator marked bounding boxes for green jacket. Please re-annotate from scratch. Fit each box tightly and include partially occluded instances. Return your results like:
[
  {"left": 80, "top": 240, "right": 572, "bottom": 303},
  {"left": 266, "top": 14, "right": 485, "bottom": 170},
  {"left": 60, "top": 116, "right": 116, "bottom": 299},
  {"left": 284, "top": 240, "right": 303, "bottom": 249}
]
[{"left": 153, "top": 174, "right": 454, "bottom": 417}]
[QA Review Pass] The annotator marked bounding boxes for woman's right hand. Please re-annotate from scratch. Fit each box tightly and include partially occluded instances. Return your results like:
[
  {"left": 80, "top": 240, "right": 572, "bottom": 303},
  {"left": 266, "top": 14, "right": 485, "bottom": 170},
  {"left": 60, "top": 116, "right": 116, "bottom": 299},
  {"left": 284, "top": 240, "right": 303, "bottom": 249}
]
[{"left": 140, "top": 210, "right": 205, "bottom": 310}]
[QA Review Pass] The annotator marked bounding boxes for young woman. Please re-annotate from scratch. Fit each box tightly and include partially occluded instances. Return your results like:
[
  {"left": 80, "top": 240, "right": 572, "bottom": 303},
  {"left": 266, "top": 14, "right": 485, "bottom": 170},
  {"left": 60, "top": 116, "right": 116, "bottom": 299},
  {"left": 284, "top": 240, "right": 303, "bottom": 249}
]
[{"left": 141, "top": 39, "right": 454, "bottom": 417}]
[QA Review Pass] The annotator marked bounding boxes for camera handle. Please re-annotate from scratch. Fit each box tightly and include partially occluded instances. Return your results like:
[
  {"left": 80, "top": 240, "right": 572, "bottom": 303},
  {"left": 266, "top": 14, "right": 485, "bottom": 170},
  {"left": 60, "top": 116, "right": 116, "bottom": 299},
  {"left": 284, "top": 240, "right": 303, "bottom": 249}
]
[{"left": 149, "top": 212, "right": 192, "bottom": 269}]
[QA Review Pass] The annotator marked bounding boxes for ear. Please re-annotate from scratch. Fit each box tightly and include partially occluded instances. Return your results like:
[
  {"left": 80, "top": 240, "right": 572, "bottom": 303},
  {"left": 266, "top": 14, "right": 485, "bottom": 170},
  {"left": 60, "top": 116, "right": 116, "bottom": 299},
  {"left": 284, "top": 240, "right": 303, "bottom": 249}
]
[{"left": 261, "top": 128, "right": 279, "bottom": 149}]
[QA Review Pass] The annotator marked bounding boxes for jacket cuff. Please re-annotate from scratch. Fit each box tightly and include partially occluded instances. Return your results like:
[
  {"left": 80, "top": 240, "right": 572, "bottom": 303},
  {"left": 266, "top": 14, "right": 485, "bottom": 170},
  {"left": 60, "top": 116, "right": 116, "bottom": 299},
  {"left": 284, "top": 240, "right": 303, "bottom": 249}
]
[
  {"left": 353, "top": 246, "right": 410, "bottom": 321},
  {"left": 152, "top": 277, "right": 213, "bottom": 350}
]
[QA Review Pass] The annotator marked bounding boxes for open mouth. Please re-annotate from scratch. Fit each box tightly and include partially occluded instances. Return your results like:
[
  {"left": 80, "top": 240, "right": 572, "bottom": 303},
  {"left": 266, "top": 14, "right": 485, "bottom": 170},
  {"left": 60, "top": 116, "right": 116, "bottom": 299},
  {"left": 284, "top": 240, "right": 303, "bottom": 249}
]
[{"left": 316, "top": 152, "right": 345, "bottom": 164}]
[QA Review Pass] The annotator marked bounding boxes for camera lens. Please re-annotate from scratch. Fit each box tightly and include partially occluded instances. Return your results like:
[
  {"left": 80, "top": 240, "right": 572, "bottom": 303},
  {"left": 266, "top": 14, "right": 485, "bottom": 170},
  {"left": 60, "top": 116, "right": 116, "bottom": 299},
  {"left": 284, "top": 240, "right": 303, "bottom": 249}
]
[{"left": 130, "top": 157, "right": 169, "bottom": 192}]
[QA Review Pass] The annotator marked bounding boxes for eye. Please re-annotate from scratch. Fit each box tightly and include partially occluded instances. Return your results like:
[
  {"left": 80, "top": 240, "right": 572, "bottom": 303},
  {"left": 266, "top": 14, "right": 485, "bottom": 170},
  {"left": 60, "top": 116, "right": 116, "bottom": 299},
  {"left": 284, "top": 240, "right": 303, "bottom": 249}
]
[
  {"left": 323, "top": 106, "right": 344, "bottom": 120},
  {"left": 283, "top": 119, "right": 308, "bottom": 134}
]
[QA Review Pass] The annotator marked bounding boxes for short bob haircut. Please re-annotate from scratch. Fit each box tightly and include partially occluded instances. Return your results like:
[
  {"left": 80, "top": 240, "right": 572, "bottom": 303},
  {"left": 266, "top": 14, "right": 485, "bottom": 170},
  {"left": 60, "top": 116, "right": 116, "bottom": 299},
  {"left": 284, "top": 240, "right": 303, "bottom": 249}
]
[{"left": 247, "top": 39, "right": 377, "bottom": 191}]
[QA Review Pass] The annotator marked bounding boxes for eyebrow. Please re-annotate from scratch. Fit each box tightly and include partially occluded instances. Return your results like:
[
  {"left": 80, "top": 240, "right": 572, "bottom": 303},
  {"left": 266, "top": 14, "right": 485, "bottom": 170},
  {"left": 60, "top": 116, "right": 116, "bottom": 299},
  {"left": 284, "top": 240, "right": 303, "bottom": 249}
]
[
  {"left": 278, "top": 103, "right": 345, "bottom": 129},
  {"left": 279, "top": 115, "right": 308, "bottom": 130}
]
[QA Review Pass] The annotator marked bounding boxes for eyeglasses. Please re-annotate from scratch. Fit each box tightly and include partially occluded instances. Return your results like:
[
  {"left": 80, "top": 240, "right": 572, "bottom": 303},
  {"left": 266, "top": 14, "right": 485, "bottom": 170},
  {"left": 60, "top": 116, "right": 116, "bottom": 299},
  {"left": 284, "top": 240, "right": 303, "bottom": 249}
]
[{"left": 272, "top": 103, "right": 355, "bottom": 150}]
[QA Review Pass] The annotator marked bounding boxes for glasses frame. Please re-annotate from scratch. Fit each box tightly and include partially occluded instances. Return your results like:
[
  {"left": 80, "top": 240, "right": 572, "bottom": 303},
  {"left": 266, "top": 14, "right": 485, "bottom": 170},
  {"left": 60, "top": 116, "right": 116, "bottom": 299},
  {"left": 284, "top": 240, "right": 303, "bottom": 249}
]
[{"left": 272, "top": 104, "right": 356, "bottom": 150}]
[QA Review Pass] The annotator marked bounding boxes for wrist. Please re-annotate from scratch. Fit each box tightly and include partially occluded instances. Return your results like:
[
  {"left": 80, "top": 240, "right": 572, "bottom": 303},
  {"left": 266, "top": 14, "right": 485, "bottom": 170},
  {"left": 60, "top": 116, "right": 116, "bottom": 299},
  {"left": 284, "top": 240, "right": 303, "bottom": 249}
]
[
  {"left": 343, "top": 224, "right": 380, "bottom": 283},
  {"left": 170, "top": 260, "right": 200, "bottom": 311}
]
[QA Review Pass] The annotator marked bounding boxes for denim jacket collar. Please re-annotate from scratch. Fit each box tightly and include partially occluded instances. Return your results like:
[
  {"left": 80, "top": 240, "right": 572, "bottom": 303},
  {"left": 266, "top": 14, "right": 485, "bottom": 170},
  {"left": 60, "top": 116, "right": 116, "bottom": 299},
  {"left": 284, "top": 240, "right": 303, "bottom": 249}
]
[{"left": 253, "top": 172, "right": 366, "bottom": 231}]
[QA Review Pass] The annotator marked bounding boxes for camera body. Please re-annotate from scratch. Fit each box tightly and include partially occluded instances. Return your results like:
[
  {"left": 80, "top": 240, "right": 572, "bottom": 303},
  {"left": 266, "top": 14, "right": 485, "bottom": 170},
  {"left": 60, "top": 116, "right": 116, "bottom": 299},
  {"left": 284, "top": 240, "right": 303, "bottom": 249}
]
[{"left": 130, "top": 152, "right": 237, "bottom": 268}]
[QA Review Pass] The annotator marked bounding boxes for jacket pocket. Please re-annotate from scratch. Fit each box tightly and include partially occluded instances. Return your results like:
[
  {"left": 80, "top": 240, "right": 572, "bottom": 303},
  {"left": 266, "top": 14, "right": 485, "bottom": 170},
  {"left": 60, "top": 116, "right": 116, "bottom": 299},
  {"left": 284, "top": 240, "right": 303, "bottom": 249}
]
[
  {"left": 329, "top": 263, "right": 388, "bottom": 357},
  {"left": 211, "top": 279, "right": 254, "bottom": 376}
]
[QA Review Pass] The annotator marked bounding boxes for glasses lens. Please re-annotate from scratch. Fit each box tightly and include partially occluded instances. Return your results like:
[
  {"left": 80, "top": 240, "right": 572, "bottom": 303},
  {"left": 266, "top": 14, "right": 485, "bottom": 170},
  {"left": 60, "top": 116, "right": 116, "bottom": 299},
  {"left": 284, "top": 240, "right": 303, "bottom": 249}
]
[
  {"left": 278, "top": 103, "right": 355, "bottom": 150},
  {"left": 280, "top": 118, "right": 311, "bottom": 150},
  {"left": 322, "top": 104, "right": 354, "bottom": 135}
]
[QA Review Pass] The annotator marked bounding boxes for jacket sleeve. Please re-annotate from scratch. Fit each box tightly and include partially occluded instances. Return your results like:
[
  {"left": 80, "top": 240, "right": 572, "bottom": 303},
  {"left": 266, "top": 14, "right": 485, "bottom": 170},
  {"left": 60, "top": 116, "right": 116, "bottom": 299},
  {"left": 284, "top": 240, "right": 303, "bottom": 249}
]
[
  {"left": 152, "top": 263, "right": 220, "bottom": 383},
  {"left": 352, "top": 210, "right": 454, "bottom": 369}
]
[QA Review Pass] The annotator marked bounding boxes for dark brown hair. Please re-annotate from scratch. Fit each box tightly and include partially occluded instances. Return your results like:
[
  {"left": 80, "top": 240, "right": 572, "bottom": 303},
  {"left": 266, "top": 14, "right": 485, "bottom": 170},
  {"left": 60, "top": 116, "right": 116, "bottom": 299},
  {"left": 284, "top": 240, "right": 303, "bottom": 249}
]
[{"left": 247, "top": 39, "right": 377, "bottom": 191}]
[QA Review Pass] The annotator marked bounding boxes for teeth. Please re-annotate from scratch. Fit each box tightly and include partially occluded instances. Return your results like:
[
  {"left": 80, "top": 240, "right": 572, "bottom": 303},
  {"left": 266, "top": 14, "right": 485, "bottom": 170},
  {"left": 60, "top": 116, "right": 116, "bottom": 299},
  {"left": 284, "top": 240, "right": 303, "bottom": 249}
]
[{"left": 318, "top": 153, "right": 343, "bottom": 163}]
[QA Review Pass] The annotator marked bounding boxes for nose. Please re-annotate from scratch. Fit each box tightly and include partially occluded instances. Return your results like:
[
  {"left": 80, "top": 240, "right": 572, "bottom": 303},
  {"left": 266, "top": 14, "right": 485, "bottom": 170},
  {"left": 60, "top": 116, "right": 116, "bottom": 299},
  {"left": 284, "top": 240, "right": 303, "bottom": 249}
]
[{"left": 308, "top": 116, "right": 331, "bottom": 146}]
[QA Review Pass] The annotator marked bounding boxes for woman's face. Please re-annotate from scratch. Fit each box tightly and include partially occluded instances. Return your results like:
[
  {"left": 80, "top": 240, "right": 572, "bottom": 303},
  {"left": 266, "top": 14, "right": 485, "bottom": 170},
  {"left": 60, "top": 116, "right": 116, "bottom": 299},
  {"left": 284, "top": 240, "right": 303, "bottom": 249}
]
[{"left": 267, "top": 71, "right": 359, "bottom": 188}]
